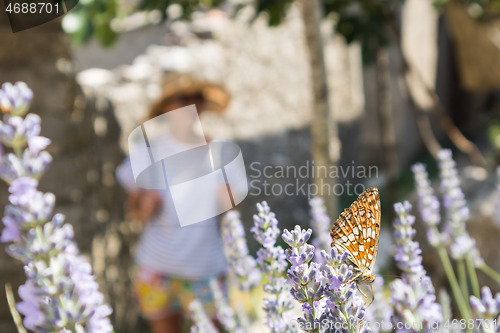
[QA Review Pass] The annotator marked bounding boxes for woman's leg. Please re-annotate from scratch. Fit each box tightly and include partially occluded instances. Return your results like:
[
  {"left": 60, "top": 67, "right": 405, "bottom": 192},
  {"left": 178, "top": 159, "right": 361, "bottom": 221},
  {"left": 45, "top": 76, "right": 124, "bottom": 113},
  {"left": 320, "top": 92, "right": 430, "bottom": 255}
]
[
  {"left": 148, "top": 312, "right": 183, "bottom": 333},
  {"left": 134, "top": 266, "right": 182, "bottom": 332}
]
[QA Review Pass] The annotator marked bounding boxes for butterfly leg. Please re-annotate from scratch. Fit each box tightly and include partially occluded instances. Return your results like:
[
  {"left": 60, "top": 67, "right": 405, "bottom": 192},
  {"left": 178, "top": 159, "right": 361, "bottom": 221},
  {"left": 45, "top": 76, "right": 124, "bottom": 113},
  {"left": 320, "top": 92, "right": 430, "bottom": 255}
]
[
  {"left": 343, "top": 270, "right": 375, "bottom": 306},
  {"left": 356, "top": 283, "right": 375, "bottom": 306},
  {"left": 344, "top": 271, "right": 363, "bottom": 286}
]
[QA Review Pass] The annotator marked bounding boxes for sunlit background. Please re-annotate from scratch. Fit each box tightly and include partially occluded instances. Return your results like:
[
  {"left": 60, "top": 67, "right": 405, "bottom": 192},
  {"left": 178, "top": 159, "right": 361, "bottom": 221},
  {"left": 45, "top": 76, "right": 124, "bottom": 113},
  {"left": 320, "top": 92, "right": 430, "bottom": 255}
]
[{"left": 1, "top": 0, "right": 500, "bottom": 332}]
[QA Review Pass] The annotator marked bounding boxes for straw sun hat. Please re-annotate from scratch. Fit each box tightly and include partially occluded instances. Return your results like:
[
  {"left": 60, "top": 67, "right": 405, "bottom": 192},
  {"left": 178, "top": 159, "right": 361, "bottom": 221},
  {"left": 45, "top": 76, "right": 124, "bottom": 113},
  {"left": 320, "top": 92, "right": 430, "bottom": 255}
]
[{"left": 148, "top": 72, "right": 230, "bottom": 119}]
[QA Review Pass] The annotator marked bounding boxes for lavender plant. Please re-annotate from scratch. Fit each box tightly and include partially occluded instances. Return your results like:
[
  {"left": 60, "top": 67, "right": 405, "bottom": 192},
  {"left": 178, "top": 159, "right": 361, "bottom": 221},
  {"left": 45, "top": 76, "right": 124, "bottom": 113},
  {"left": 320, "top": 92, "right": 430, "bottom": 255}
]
[
  {"left": 309, "top": 197, "right": 332, "bottom": 254},
  {"left": 251, "top": 201, "right": 297, "bottom": 332},
  {"left": 412, "top": 161, "right": 472, "bottom": 320},
  {"left": 282, "top": 225, "right": 370, "bottom": 333},
  {"left": 392, "top": 202, "right": 427, "bottom": 279},
  {"left": 189, "top": 299, "right": 218, "bottom": 333},
  {"left": 413, "top": 150, "right": 500, "bottom": 323},
  {"left": 390, "top": 201, "right": 442, "bottom": 331},
  {"left": 281, "top": 225, "right": 323, "bottom": 330},
  {"left": 194, "top": 203, "right": 369, "bottom": 333},
  {"left": 469, "top": 287, "right": 500, "bottom": 333},
  {"left": 209, "top": 279, "right": 244, "bottom": 333},
  {"left": 0, "top": 82, "right": 113, "bottom": 332},
  {"left": 319, "top": 247, "right": 368, "bottom": 333},
  {"left": 191, "top": 149, "right": 500, "bottom": 333},
  {"left": 437, "top": 150, "right": 483, "bottom": 271},
  {"left": 221, "top": 210, "right": 261, "bottom": 291}
]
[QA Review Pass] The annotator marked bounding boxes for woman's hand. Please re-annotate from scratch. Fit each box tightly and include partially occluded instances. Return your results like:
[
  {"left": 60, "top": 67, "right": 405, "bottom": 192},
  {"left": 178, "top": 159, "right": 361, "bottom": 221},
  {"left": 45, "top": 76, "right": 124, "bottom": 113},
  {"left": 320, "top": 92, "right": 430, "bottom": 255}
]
[{"left": 127, "top": 190, "right": 162, "bottom": 223}]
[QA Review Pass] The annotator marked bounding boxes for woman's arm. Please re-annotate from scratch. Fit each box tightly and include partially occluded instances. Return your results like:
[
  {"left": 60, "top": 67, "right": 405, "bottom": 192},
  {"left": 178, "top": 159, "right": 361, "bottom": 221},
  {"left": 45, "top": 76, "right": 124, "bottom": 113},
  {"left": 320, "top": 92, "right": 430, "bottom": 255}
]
[
  {"left": 127, "top": 190, "right": 162, "bottom": 223},
  {"left": 116, "top": 158, "right": 162, "bottom": 223}
]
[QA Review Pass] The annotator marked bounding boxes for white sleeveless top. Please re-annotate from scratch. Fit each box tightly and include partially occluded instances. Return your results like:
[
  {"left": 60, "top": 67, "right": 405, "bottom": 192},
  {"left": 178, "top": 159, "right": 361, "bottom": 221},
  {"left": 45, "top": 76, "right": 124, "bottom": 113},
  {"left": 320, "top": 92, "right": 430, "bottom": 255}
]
[{"left": 116, "top": 136, "right": 227, "bottom": 280}]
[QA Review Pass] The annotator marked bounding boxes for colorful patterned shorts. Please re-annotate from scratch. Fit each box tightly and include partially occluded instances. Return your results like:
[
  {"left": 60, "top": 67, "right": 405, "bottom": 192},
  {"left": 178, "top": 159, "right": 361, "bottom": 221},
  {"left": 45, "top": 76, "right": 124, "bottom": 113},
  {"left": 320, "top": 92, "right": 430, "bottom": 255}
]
[{"left": 133, "top": 265, "right": 221, "bottom": 320}]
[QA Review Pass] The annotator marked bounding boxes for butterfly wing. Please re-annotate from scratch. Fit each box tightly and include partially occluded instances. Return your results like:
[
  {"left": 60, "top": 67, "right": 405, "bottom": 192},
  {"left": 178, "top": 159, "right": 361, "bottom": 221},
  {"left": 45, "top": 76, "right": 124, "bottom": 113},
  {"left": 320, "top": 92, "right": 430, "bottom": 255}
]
[{"left": 330, "top": 187, "right": 381, "bottom": 273}]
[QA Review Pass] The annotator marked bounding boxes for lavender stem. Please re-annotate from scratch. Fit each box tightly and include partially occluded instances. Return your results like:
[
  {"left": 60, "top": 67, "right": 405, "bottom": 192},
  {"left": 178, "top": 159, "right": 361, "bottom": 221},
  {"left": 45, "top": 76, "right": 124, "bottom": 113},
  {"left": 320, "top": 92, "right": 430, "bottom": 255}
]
[
  {"left": 437, "top": 245, "right": 472, "bottom": 320},
  {"left": 458, "top": 259, "right": 468, "bottom": 299},
  {"left": 466, "top": 255, "right": 480, "bottom": 298}
]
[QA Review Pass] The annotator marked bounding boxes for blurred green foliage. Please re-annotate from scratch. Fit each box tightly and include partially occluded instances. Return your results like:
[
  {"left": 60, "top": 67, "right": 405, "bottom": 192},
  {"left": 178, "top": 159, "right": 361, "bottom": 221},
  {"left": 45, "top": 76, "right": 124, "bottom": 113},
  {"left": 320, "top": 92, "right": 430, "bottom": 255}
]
[
  {"left": 64, "top": 0, "right": 402, "bottom": 59},
  {"left": 136, "top": 0, "right": 171, "bottom": 20},
  {"left": 433, "top": 0, "right": 500, "bottom": 20},
  {"left": 323, "top": 0, "right": 401, "bottom": 63},
  {"left": 137, "top": 0, "right": 226, "bottom": 20},
  {"left": 64, "top": 0, "right": 500, "bottom": 61},
  {"left": 252, "top": 0, "right": 403, "bottom": 63},
  {"left": 488, "top": 121, "right": 500, "bottom": 150},
  {"left": 65, "top": 0, "right": 224, "bottom": 46},
  {"left": 254, "top": 0, "right": 294, "bottom": 26},
  {"left": 65, "top": 0, "right": 119, "bottom": 46}
]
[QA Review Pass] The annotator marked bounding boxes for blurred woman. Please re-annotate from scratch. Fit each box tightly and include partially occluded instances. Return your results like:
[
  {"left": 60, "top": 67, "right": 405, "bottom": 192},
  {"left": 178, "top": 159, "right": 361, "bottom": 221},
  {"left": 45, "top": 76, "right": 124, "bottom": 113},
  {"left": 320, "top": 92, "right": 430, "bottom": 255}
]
[{"left": 116, "top": 73, "right": 230, "bottom": 333}]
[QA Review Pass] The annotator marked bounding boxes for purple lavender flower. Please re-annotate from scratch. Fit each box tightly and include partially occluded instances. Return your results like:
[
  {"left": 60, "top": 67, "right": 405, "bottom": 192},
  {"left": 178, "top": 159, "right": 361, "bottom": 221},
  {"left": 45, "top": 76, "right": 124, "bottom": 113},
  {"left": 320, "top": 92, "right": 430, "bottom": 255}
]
[
  {"left": 413, "top": 162, "right": 455, "bottom": 249},
  {"left": 412, "top": 164, "right": 441, "bottom": 227},
  {"left": 251, "top": 201, "right": 297, "bottom": 332},
  {"left": 251, "top": 201, "right": 282, "bottom": 249},
  {"left": 209, "top": 279, "right": 244, "bottom": 333},
  {"left": 0, "top": 82, "right": 33, "bottom": 117},
  {"left": 0, "top": 82, "right": 113, "bottom": 332},
  {"left": 0, "top": 114, "right": 48, "bottom": 152},
  {"left": 251, "top": 202, "right": 288, "bottom": 279},
  {"left": 282, "top": 226, "right": 324, "bottom": 331},
  {"left": 469, "top": 287, "right": 500, "bottom": 333},
  {"left": 309, "top": 197, "right": 332, "bottom": 254},
  {"left": 283, "top": 226, "right": 370, "bottom": 333},
  {"left": 437, "top": 149, "right": 483, "bottom": 266},
  {"left": 390, "top": 276, "right": 441, "bottom": 332},
  {"left": 0, "top": 112, "right": 52, "bottom": 184},
  {"left": 320, "top": 247, "right": 369, "bottom": 333},
  {"left": 393, "top": 202, "right": 426, "bottom": 279},
  {"left": 189, "top": 299, "right": 219, "bottom": 333},
  {"left": 391, "top": 201, "right": 441, "bottom": 332},
  {"left": 221, "top": 211, "right": 261, "bottom": 291}
]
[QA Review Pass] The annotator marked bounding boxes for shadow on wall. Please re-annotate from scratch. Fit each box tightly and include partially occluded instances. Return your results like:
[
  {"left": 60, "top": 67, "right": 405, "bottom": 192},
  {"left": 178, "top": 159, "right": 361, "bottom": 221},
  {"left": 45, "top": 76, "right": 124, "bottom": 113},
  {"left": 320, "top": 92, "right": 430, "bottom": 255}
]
[{"left": 235, "top": 120, "right": 384, "bottom": 253}]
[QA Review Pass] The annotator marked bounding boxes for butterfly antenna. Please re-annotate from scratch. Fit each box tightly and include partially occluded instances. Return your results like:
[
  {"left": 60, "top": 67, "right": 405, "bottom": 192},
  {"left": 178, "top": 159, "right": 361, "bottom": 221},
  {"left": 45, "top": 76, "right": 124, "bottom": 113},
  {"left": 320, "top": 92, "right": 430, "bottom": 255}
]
[{"left": 377, "top": 273, "right": 424, "bottom": 283}]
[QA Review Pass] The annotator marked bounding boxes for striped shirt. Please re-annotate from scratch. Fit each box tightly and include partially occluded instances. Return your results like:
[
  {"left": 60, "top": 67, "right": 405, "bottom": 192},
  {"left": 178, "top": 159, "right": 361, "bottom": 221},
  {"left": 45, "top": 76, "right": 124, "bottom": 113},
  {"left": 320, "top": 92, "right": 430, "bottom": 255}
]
[{"left": 116, "top": 136, "right": 227, "bottom": 280}]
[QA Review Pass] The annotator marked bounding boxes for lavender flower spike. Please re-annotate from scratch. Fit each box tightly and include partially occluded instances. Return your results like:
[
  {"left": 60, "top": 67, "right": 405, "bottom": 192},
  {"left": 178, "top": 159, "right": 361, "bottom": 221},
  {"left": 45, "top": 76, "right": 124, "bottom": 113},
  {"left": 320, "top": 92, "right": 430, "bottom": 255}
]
[
  {"left": 282, "top": 226, "right": 370, "bottom": 332},
  {"left": 251, "top": 201, "right": 297, "bottom": 333},
  {"left": 437, "top": 149, "right": 483, "bottom": 266},
  {"left": 189, "top": 299, "right": 219, "bottom": 333},
  {"left": 0, "top": 82, "right": 113, "bottom": 332},
  {"left": 469, "top": 287, "right": 500, "bottom": 333},
  {"left": 282, "top": 225, "right": 323, "bottom": 331},
  {"left": 0, "top": 82, "right": 33, "bottom": 117},
  {"left": 412, "top": 163, "right": 441, "bottom": 227},
  {"left": 412, "top": 163, "right": 449, "bottom": 248},
  {"left": 209, "top": 279, "right": 243, "bottom": 333},
  {"left": 0, "top": 113, "right": 52, "bottom": 183},
  {"left": 391, "top": 201, "right": 441, "bottom": 332},
  {"left": 221, "top": 211, "right": 261, "bottom": 291},
  {"left": 320, "top": 247, "right": 369, "bottom": 333},
  {"left": 251, "top": 201, "right": 288, "bottom": 277},
  {"left": 393, "top": 201, "right": 426, "bottom": 279},
  {"left": 309, "top": 197, "right": 332, "bottom": 253}
]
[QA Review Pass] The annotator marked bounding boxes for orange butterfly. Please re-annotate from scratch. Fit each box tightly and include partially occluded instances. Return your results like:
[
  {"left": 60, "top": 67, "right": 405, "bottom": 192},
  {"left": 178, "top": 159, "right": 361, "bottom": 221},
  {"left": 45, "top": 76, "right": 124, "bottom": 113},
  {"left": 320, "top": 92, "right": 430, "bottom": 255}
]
[{"left": 330, "top": 187, "right": 381, "bottom": 302}]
